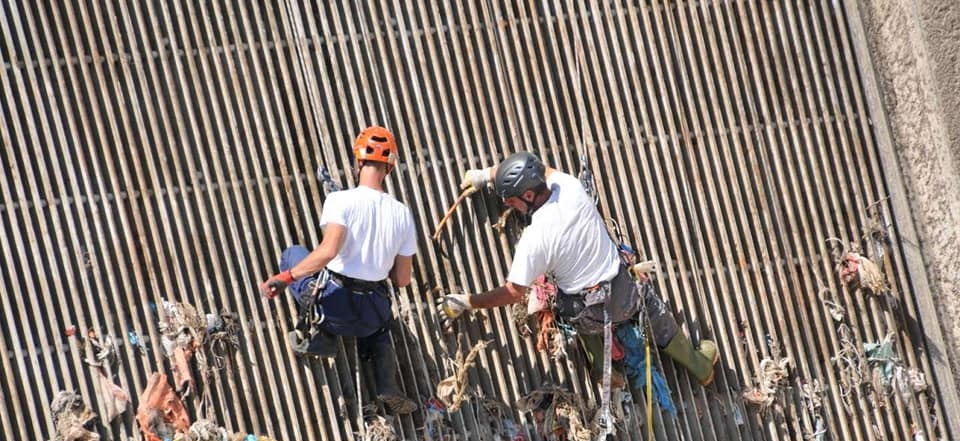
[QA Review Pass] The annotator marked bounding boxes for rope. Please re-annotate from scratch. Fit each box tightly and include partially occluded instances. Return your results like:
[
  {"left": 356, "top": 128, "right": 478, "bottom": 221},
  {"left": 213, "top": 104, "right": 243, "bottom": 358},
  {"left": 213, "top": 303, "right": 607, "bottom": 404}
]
[
  {"left": 595, "top": 308, "right": 614, "bottom": 441},
  {"left": 436, "top": 340, "right": 491, "bottom": 411}
]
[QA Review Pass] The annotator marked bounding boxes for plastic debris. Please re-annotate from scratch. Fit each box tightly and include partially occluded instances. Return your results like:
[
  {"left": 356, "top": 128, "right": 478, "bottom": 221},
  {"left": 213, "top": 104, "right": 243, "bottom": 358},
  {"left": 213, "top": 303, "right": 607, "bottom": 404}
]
[
  {"left": 436, "top": 340, "right": 491, "bottom": 411},
  {"left": 83, "top": 331, "right": 130, "bottom": 422},
  {"left": 864, "top": 332, "right": 898, "bottom": 386},
  {"left": 527, "top": 274, "right": 556, "bottom": 316},
  {"left": 51, "top": 390, "right": 100, "bottom": 441},
  {"left": 159, "top": 300, "right": 206, "bottom": 396},
  {"left": 136, "top": 372, "right": 191, "bottom": 441},
  {"left": 516, "top": 384, "right": 592, "bottom": 441}
]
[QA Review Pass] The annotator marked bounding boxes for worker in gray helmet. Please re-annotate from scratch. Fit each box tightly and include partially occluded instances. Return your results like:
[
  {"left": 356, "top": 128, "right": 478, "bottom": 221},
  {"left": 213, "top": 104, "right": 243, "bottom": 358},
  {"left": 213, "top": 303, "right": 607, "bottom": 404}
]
[{"left": 437, "top": 151, "right": 720, "bottom": 386}]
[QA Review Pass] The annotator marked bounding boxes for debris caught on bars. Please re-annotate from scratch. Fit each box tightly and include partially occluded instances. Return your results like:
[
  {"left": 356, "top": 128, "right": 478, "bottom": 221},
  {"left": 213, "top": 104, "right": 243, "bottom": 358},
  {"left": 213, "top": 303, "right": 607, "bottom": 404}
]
[
  {"left": 511, "top": 300, "right": 532, "bottom": 337},
  {"left": 819, "top": 286, "right": 846, "bottom": 322},
  {"left": 159, "top": 299, "right": 207, "bottom": 396},
  {"left": 362, "top": 415, "right": 398, "bottom": 441},
  {"left": 799, "top": 379, "right": 827, "bottom": 441},
  {"left": 204, "top": 311, "right": 241, "bottom": 371},
  {"left": 175, "top": 419, "right": 230, "bottom": 441},
  {"left": 516, "top": 384, "right": 592, "bottom": 441},
  {"left": 83, "top": 330, "right": 130, "bottom": 422},
  {"left": 421, "top": 398, "right": 447, "bottom": 441},
  {"left": 476, "top": 397, "right": 524, "bottom": 441},
  {"left": 51, "top": 390, "right": 100, "bottom": 441},
  {"left": 860, "top": 332, "right": 927, "bottom": 409},
  {"left": 831, "top": 324, "right": 866, "bottom": 414},
  {"left": 136, "top": 372, "right": 191, "bottom": 441},
  {"left": 436, "top": 339, "right": 491, "bottom": 411},
  {"left": 535, "top": 310, "right": 567, "bottom": 360},
  {"left": 827, "top": 238, "right": 887, "bottom": 295},
  {"left": 864, "top": 332, "right": 898, "bottom": 387},
  {"left": 158, "top": 298, "right": 241, "bottom": 418},
  {"left": 863, "top": 196, "right": 891, "bottom": 261},
  {"left": 743, "top": 354, "right": 792, "bottom": 410}
]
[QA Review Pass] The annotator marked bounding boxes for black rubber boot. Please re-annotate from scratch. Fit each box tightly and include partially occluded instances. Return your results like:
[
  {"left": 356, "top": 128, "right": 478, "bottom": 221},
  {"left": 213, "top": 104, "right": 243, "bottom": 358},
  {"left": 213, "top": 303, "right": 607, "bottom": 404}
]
[{"left": 370, "top": 339, "right": 417, "bottom": 414}]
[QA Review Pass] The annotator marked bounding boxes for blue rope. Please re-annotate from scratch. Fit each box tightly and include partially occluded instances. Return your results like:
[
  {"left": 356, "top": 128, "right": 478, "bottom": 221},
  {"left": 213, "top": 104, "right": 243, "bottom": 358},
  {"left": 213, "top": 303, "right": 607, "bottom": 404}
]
[{"left": 616, "top": 323, "right": 676, "bottom": 416}]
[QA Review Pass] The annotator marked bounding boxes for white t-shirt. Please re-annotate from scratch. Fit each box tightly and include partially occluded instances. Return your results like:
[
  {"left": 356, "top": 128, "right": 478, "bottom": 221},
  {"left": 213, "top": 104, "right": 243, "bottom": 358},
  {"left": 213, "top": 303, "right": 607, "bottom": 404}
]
[
  {"left": 506, "top": 172, "right": 620, "bottom": 293},
  {"left": 319, "top": 185, "right": 417, "bottom": 281}
]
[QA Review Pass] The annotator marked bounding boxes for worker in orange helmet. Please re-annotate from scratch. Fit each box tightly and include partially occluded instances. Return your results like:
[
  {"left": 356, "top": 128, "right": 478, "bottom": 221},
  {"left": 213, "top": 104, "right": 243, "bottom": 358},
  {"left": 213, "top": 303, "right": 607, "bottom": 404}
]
[
  {"left": 437, "top": 151, "right": 719, "bottom": 388},
  {"left": 260, "top": 126, "right": 418, "bottom": 414}
]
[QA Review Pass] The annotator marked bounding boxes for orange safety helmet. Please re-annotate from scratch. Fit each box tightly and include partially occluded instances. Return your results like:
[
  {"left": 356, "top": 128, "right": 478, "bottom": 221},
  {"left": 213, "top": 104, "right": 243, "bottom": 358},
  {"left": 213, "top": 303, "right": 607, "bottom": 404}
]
[{"left": 352, "top": 126, "right": 398, "bottom": 173}]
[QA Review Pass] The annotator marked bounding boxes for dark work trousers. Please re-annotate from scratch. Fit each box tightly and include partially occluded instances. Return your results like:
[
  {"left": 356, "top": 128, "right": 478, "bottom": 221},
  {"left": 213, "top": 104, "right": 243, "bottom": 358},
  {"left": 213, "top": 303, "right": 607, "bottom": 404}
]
[{"left": 279, "top": 245, "right": 401, "bottom": 396}]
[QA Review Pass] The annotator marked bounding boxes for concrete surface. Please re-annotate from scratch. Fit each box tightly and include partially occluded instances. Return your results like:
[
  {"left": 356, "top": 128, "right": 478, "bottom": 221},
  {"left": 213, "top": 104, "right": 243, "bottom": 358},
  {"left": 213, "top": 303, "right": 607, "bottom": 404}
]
[{"left": 857, "top": 0, "right": 960, "bottom": 392}]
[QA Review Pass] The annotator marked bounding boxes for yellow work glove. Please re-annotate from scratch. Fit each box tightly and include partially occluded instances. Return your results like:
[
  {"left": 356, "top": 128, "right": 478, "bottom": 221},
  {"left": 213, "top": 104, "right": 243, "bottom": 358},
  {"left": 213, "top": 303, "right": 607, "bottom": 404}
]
[
  {"left": 436, "top": 293, "right": 473, "bottom": 331},
  {"left": 459, "top": 167, "right": 492, "bottom": 191},
  {"left": 630, "top": 260, "right": 658, "bottom": 281}
]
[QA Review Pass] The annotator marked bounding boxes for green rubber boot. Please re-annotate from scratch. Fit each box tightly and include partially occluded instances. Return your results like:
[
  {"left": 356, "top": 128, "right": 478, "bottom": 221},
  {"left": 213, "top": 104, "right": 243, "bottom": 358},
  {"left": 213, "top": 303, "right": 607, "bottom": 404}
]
[{"left": 662, "top": 333, "right": 719, "bottom": 385}]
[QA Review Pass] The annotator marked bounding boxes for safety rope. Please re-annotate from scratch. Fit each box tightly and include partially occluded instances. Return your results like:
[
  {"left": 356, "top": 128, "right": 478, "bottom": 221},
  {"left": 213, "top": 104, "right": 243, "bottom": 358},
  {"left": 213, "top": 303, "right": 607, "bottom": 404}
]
[{"left": 596, "top": 307, "right": 614, "bottom": 441}]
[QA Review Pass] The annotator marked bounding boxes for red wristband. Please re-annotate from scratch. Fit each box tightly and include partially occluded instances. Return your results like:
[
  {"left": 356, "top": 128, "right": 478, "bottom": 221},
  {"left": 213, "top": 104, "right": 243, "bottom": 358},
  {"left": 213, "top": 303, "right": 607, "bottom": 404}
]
[{"left": 278, "top": 269, "right": 296, "bottom": 284}]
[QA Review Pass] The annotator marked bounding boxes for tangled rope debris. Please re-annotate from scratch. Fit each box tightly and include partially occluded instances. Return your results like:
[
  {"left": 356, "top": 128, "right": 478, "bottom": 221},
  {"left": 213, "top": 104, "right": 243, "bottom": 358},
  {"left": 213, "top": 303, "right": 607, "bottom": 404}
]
[
  {"left": 516, "top": 384, "right": 592, "bottom": 441},
  {"left": 511, "top": 300, "right": 532, "bottom": 338},
  {"left": 51, "top": 391, "right": 100, "bottom": 441},
  {"left": 830, "top": 324, "right": 866, "bottom": 413},
  {"left": 743, "top": 354, "right": 792, "bottom": 410},
  {"left": 205, "top": 311, "right": 241, "bottom": 371},
  {"left": 436, "top": 339, "right": 491, "bottom": 411},
  {"left": 175, "top": 419, "right": 229, "bottom": 441},
  {"left": 362, "top": 415, "right": 398, "bottom": 441}
]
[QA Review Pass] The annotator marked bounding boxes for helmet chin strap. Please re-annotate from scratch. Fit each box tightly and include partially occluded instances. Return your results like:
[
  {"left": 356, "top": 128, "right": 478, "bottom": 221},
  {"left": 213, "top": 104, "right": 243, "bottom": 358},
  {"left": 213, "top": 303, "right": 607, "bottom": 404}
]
[{"left": 521, "top": 189, "right": 549, "bottom": 215}]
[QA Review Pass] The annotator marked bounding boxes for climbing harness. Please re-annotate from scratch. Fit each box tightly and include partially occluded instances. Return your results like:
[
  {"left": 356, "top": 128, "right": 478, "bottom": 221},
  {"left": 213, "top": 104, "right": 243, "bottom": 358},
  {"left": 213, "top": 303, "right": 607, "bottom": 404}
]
[{"left": 289, "top": 272, "right": 329, "bottom": 354}]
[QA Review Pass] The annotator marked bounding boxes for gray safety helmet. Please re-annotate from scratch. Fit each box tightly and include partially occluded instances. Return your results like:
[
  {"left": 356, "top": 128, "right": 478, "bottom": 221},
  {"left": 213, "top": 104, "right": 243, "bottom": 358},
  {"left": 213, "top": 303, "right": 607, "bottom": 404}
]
[{"left": 494, "top": 152, "right": 546, "bottom": 199}]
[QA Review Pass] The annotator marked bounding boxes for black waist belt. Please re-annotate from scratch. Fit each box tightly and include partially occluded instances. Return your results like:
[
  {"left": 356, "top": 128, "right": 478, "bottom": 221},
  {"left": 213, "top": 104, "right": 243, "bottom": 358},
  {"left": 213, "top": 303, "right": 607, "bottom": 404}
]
[{"left": 328, "top": 270, "right": 387, "bottom": 292}]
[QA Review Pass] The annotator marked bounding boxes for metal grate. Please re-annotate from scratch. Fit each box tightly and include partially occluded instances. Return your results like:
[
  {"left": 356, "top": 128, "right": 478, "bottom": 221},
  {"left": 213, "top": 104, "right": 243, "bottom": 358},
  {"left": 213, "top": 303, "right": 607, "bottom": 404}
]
[{"left": 1, "top": 1, "right": 956, "bottom": 440}]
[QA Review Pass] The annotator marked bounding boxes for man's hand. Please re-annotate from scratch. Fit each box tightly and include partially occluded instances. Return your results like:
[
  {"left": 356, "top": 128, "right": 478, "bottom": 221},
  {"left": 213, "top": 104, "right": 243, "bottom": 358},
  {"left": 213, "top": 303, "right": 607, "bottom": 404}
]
[
  {"left": 436, "top": 293, "right": 473, "bottom": 330},
  {"left": 459, "top": 167, "right": 492, "bottom": 191},
  {"left": 260, "top": 270, "right": 295, "bottom": 299}
]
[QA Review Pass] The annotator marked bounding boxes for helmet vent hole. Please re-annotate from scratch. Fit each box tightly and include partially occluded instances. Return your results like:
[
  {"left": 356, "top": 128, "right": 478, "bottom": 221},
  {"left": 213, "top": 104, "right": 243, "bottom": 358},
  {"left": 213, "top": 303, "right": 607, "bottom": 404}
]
[
  {"left": 382, "top": 149, "right": 391, "bottom": 157},
  {"left": 371, "top": 136, "right": 388, "bottom": 143},
  {"left": 366, "top": 147, "right": 375, "bottom": 154}
]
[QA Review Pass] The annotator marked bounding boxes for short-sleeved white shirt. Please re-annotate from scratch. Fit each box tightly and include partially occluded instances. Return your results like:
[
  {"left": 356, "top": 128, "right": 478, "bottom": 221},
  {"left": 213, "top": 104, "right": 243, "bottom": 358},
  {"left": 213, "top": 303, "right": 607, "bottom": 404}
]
[
  {"left": 319, "top": 185, "right": 417, "bottom": 282},
  {"left": 506, "top": 171, "right": 620, "bottom": 293}
]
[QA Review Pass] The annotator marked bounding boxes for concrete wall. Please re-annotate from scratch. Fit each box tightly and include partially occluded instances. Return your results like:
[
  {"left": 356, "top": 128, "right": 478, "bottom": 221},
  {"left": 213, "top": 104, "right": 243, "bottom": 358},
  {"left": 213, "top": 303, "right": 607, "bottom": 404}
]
[{"left": 857, "top": 0, "right": 960, "bottom": 390}]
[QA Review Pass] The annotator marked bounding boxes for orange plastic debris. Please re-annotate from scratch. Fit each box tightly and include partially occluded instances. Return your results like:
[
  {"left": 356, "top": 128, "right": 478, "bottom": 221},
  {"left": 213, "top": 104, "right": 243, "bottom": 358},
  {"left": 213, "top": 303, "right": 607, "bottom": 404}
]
[{"left": 136, "top": 373, "right": 190, "bottom": 441}]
